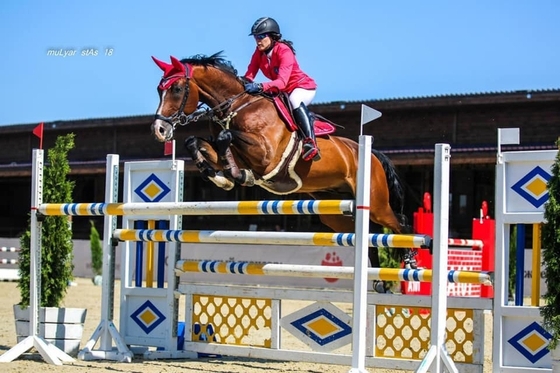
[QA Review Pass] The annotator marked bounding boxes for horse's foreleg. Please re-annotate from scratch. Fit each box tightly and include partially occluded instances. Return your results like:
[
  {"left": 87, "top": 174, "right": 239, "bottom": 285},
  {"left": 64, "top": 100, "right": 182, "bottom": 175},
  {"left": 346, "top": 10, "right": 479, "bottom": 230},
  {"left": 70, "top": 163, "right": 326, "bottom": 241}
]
[
  {"left": 216, "top": 130, "right": 256, "bottom": 187},
  {"left": 184, "top": 136, "right": 235, "bottom": 191},
  {"left": 185, "top": 136, "right": 216, "bottom": 180}
]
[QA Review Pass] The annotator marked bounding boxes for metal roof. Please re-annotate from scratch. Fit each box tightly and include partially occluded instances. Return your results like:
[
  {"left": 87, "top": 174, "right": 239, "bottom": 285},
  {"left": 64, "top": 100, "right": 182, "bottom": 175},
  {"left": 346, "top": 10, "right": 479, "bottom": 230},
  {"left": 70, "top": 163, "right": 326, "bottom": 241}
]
[{"left": 2, "top": 88, "right": 559, "bottom": 128}]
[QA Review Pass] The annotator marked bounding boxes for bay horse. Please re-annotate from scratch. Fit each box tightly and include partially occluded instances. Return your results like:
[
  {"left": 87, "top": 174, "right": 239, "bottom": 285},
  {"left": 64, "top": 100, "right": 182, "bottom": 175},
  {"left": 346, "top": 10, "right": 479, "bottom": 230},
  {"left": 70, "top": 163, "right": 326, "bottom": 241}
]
[{"left": 150, "top": 52, "right": 416, "bottom": 291}]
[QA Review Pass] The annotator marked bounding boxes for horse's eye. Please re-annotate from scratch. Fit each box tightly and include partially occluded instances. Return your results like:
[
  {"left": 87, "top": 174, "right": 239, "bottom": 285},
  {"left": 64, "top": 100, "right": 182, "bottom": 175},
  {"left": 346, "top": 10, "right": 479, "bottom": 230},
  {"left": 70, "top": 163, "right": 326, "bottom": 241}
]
[{"left": 172, "top": 85, "right": 183, "bottom": 94}]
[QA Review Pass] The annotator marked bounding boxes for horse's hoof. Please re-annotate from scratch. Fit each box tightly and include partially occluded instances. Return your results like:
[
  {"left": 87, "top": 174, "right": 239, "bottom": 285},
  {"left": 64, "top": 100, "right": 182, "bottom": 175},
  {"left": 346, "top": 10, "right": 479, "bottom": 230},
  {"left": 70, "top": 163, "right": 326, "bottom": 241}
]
[
  {"left": 373, "top": 281, "right": 387, "bottom": 293},
  {"left": 404, "top": 255, "right": 418, "bottom": 269},
  {"left": 404, "top": 260, "right": 418, "bottom": 270}
]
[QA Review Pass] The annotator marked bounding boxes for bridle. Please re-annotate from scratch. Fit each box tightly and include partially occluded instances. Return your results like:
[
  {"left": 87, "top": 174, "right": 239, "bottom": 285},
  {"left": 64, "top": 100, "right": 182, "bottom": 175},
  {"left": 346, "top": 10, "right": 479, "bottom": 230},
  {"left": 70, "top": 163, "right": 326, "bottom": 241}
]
[
  {"left": 156, "top": 62, "right": 267, "bottom": 132},
  {"left": 154, "top": 65, "right": 193, "bottom": 129}
]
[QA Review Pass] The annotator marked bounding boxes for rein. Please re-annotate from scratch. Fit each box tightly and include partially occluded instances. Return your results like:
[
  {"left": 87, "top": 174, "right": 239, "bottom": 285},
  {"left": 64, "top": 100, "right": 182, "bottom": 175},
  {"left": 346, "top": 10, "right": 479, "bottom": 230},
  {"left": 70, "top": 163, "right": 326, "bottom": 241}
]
[
  {"left": 156, "top": 62, "right": 267, "bottom": 132},
  {"left": 186, "top": 93, "right": 267, "bottom": 130}
]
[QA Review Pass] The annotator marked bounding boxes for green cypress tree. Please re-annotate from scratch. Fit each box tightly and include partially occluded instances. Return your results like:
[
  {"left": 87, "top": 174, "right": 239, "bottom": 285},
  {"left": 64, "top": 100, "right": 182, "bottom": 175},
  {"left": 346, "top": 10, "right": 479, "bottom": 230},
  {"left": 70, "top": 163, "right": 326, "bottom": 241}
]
[
  {"left": 541, "top": 138, "right": 560, "bottom": 349},
  {"left": 18, "top": 133, "right": 76, "bottom": 308},
  {"left": 90, "top": 220, "right": 102, "bottom": 277}
]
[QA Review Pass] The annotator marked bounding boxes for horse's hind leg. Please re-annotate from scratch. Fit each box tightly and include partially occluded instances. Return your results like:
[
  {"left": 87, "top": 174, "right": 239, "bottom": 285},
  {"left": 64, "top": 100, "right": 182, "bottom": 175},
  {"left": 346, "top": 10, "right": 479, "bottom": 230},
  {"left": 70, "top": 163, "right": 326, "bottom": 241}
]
[
  {"left": 184, "top": 136, "right": 235, "bottom": 191},
  {"left": 369, "top": 200, "right": 418, "bottom": 270}
]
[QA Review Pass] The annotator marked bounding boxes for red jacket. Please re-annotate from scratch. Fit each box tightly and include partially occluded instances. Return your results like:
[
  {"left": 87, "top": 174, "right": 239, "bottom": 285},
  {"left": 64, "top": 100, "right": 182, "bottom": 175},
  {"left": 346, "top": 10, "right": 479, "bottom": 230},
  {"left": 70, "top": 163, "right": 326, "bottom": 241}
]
[{"left": 244, "top": 42, "right": 317, "bottom": 94}]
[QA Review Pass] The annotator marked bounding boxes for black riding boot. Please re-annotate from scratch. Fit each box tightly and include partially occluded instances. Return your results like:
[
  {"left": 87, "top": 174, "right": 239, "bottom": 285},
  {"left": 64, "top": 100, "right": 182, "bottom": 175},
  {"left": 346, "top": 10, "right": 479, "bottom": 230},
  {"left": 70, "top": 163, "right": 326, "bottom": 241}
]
[{"left": 293, "top": 103, "right": 321, "bottom": 162}]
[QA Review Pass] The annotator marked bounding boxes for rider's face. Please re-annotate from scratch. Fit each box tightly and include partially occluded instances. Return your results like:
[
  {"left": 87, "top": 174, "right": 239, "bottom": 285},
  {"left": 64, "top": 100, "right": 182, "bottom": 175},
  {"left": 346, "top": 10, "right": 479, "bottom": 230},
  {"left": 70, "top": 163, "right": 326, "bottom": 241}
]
[{"left": 254, "top": 34, "right": 272, "bottom": 51}]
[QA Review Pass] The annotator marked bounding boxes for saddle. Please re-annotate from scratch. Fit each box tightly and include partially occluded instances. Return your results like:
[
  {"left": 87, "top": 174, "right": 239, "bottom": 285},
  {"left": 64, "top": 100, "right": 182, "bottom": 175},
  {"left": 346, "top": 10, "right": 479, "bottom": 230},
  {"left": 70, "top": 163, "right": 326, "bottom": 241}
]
[
  {"left": 272, "top": 93, "right": 339, "bottom": 137},
  {"left": 246, "top": 92, "right": 341, "bottom": 194}
]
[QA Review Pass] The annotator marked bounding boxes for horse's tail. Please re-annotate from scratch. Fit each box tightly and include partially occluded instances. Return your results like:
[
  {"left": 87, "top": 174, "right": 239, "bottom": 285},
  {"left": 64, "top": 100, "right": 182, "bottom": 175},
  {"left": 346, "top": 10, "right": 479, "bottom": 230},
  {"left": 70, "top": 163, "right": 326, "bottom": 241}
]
[
  {"left": 371, "top": 148, "right": 405, "bottom": 217},
  {"left": 372, "top": 148, "right": 416, "bottom": 269}
]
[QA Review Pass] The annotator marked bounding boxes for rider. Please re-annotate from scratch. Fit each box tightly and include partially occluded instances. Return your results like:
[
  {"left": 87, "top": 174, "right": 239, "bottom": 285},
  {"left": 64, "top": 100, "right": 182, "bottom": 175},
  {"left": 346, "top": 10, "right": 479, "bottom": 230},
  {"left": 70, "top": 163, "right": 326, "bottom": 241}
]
[{"left": 243, "top": 16, "right": 321, "bottom": 162}]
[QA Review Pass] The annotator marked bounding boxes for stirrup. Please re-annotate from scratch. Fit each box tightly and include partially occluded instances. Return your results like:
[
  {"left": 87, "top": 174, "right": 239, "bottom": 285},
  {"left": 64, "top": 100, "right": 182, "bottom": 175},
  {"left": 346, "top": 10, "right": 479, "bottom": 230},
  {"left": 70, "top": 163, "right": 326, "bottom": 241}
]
[{"left": 302, "top": 141, "right": 321, "bottom": 162}]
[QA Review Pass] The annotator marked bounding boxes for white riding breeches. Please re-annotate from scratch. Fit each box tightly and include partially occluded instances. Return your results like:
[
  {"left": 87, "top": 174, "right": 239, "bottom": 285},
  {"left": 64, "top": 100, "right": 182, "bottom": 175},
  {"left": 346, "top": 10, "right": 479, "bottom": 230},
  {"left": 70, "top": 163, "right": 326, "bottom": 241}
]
[{"left": 289, "top": 88, "right": 316, "bottom": 108}]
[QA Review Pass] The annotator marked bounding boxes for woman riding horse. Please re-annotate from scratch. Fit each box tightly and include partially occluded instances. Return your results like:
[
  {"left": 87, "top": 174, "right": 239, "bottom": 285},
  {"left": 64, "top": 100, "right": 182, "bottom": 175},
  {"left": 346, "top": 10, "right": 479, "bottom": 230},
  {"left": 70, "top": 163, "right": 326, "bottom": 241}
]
[
  {"left": 150, "top": 52, "right": 416, "bottom": 292},
  {"left": 244, "top": 16, "right": 321, "bottom": 162}
]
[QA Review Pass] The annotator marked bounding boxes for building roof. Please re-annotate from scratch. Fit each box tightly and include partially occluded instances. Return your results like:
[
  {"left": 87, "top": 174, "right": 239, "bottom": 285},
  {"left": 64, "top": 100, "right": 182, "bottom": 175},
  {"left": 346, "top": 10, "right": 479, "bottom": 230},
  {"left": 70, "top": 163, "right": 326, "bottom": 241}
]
[{"left": 1, "top": 88, "right": 559, "bottom": 130}]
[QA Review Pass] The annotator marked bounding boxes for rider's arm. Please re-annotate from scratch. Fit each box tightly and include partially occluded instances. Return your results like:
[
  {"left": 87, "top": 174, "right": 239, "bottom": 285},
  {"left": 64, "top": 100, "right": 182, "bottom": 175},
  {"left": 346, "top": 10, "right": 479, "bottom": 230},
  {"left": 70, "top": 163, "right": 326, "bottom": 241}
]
[{"left": 244, "top": 48, "right": 261, "bottom": 82}]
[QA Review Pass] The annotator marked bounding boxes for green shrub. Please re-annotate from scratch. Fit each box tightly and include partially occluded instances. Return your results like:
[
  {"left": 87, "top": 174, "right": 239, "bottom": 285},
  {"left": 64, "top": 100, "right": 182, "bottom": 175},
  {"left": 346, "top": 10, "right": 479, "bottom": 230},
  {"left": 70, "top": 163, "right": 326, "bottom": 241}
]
[
  {"left": 90, "top": 220, "right": 102, "bottom": 276},
  {"left": 541, "top": 138, "right": 560, "bottom": 349}
]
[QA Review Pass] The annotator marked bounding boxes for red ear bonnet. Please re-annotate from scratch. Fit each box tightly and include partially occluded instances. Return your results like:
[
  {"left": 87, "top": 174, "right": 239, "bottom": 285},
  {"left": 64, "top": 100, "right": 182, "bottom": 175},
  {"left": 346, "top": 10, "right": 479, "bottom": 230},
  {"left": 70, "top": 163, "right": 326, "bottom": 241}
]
[
  {"left": 152, "top": 56, "right": 174, "bottom": 76},
  {"left": 152, "top": 55, "right": 191, "bottom": 90},
  {"left": 170, "top": 56, "right": 186, "bottom": 74}
]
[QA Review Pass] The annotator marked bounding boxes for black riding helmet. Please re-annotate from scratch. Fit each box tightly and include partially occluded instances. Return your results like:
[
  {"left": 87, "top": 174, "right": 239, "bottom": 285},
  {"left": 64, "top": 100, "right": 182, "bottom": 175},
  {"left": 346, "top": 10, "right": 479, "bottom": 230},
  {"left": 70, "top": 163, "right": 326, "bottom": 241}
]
[{"left": 249, "top": 17, "right": 281, "bottom": 37}]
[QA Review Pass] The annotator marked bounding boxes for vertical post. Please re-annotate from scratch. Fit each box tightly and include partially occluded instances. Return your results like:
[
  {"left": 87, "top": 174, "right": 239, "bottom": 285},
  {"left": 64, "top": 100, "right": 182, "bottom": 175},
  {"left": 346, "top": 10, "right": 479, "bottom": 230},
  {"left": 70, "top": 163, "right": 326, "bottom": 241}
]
[
  {"left": 157, "top": 220, "right": 168, "bottom": 288},
  {"left": 531, "top": 224, "right": 541, "bottom": 306},
  {"left": 515, "top": 224, "right": 525, "bottom": 306},
  {"left": 416, "top": 144, "right": 457, "bottom": 373},
  {"left": 431, "top": 144, "right": 452, "bottom": 372},
  {"left": 78, "top": 154, "right": 133, "bottom": 362},
  {"left": 99, "top": 154, "right": 120, "bottom": 350},
  {"left": 29, "top": 149, "right": 43, "bottom": 342},
  {"left": 135, "top": 221, "right": 145, "bottom": 287},
  {"left": 349, "top": 135, "right": 372, "bottom": 373},
  {"left": 492, "top": 137, "right": 509, "bottom": 371},
  {"left": 146, "top": 220, "right": 155, "bottom": 287},
  {"left": 348, "top": 105, "right": 382, "bottom": 373}
]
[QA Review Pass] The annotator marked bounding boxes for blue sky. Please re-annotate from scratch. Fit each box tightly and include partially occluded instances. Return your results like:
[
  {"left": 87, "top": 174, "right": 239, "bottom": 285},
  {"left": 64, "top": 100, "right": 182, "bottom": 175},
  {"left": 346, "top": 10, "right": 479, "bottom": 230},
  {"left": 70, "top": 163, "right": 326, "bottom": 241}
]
[{"left": 0, "top": 0, "right": 557, "bottom": 126}]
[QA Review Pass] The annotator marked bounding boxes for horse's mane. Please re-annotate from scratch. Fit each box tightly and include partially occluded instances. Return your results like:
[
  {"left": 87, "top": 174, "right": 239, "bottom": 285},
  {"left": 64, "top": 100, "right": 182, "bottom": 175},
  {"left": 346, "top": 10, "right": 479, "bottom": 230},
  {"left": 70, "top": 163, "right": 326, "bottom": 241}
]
[{"left": 180, "top": 51, "right": 238, "bottom": 77}]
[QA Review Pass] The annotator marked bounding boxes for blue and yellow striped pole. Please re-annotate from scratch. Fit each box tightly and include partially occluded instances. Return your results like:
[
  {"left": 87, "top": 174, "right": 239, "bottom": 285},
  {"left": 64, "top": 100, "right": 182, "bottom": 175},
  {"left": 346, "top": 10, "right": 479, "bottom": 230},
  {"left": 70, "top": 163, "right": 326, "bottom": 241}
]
[
  {"left": 175, "top": 260, "right": 493, "bottom": 285},
  {"left": 112, "top": 229, "right": 431, "bottom": 249},
  {"left": 37, "top": 200, "right": 354, "bottom": 216}
]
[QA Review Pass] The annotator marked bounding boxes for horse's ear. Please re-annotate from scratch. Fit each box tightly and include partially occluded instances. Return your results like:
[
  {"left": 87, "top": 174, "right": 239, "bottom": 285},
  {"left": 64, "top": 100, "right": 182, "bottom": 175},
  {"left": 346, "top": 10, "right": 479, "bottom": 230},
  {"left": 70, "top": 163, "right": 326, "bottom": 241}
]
[
  {"left": 170, "top": 56, "right": 186, "bottom": 74},
  {"left": 152, "top": 56, "right": 172, "bottom": 73}
]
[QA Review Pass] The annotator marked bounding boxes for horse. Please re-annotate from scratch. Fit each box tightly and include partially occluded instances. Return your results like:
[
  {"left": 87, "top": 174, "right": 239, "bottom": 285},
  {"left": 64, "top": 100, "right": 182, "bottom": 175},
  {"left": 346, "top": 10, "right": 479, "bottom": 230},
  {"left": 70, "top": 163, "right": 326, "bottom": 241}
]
[{"left": 150, "top": 52, "right": 416, "bottom": 292}]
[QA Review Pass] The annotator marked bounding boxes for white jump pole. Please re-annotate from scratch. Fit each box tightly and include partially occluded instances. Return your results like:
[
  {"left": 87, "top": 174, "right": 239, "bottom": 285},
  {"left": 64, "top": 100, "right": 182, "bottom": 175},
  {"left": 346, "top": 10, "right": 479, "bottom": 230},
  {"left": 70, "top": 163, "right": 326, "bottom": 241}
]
[
  {"left": 38, "top": 200, "right": 355, "bottom": 216},
  {"left": 349, "top": 105, "right": 383, "bottom": 373},
  {"left": 416, "top": 144, "right": 458, "bottom": 373},
  {"left": 349, "top": 134, "right": 372, "bottom": 373}
]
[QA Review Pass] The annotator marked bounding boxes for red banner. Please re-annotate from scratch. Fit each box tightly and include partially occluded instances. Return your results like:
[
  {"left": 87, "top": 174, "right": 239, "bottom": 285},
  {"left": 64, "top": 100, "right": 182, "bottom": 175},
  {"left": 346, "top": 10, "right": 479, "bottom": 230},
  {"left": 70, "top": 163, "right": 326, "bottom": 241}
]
[{"left": 32, "top": 122, "right": 44, "bottom": 149}]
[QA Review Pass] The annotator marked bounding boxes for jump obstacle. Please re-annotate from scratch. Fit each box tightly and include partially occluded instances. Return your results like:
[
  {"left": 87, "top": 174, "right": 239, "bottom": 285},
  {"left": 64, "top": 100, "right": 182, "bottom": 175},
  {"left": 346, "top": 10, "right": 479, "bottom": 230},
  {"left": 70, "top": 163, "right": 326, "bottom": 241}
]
[
  {"left": 2, "top": 128, "right": 556, "bottom": 372},
  {"left": 1, "top": 137, "right": 492, "bottom": 373},
  {"left": 492, "top": 128, "right": 557, "bottom": 373},
  {"left": 402, "top": 193, "right": 495, "bottom": 298}
]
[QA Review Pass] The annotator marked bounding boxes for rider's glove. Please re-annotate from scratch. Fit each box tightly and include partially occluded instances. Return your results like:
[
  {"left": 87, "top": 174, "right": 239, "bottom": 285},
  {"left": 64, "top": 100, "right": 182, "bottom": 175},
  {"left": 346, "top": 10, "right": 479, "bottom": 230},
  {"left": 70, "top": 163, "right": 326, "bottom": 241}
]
[{"left": 244, "top": 82, "right": 263, "bottom": 94}]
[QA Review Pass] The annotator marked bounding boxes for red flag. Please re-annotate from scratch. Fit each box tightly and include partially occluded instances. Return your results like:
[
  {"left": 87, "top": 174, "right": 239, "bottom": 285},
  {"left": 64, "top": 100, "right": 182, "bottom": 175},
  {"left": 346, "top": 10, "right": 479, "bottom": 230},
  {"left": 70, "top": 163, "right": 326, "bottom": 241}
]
[
  {"left": 32, "top": 122, "right": 44, "bottom": 149},
  {"left": 164, "top": 140, "right": 173, "bottom": 156}
]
